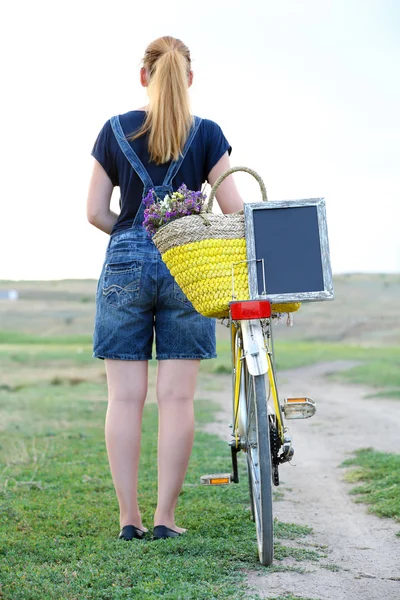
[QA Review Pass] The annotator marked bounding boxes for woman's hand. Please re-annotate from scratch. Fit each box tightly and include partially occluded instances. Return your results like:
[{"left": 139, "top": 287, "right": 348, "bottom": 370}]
[
  {"left": 87, "top": 159, "right": 119, "bottom": 234},
  {"left": 208, "top": 152, "right": 244, "bottom": 214}
]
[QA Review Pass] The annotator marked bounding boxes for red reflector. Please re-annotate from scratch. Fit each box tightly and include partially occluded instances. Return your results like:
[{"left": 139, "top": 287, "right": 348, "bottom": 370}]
[{"left": 230, "top": 300, "right": 271, "bottom": 320}]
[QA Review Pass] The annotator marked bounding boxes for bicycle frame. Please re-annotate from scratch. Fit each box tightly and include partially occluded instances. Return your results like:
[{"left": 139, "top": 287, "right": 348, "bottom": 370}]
[
  {"left": 201, "top": 277, "right": 316, "bottom": 567},
  {"left": 231, "top": 306, "right": 285, "bottom": 451}
]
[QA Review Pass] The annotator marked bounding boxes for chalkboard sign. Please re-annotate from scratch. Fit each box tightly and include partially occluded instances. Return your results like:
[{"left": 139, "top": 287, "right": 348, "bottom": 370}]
[{"left": 244, "top": 198, "right": 334, "bottom": 303}]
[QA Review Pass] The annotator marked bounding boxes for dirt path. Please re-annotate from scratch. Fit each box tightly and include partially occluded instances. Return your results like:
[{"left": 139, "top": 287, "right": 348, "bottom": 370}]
[{"left": 198, "top": 362, "right": 400, "bottom": 600}]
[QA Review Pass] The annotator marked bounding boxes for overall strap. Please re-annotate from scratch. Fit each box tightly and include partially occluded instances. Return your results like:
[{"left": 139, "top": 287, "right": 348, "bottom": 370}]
[
  {"left": 162, "top": 116, "right": 202, "bottom": 186},
  {"left": 110, "top": 116, "right": 154, "bottom": 190}
]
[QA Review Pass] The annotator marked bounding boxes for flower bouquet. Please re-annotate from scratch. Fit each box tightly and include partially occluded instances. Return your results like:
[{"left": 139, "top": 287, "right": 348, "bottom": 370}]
[{"left": 143, "top": 184, "right": 207, "bottom": 236}]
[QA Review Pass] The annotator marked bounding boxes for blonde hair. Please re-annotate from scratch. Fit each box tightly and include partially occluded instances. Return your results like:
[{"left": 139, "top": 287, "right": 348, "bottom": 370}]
[{"left": 129, "top": 36, "right": 193, "bottom": 165}]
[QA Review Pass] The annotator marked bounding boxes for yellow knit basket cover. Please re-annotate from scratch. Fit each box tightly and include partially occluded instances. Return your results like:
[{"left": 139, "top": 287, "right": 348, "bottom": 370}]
[
  {"left": 153, "top": 167, "right": 301, "bottom": 319},
  {"left": 162, "top": 239, "right": 301, "bottom": 319}
]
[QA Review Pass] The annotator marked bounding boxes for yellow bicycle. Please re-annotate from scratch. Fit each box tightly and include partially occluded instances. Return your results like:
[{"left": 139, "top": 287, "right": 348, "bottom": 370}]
[{"left": 201, "top": 298, "right": 316, "bottom": 566}]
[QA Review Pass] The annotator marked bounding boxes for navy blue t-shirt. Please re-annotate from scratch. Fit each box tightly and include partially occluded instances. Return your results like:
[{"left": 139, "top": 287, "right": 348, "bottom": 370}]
[{"left": 91, "top": 110, "right": 231, "bottom": 234}]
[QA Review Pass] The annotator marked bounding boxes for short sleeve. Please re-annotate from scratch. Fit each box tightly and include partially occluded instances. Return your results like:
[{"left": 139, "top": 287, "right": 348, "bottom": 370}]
[
  {"left": 203, "top": 120, "right": 232, "bottom": 179},
  {"left": 91, "top": 120, "right": 119, "bottom": 186}
]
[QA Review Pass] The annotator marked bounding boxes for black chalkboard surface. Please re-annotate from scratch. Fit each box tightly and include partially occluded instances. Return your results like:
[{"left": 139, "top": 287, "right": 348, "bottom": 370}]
[{"left": 244, "top": 199, "right": 334, "bottom": 303}]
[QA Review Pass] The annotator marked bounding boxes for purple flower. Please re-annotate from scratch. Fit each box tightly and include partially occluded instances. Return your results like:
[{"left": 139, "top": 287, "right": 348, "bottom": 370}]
[
  {"left": 143, "top": 189, "right": 156, "bottom": 207},
  {"left": 142, "top": 184, "right": 207, "bottom": 236}
]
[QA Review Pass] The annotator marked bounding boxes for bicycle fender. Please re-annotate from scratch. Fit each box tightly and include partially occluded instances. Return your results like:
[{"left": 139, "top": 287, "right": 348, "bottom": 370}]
[{"left": 240, "top": 319, "right": 269, "bottom": 376}]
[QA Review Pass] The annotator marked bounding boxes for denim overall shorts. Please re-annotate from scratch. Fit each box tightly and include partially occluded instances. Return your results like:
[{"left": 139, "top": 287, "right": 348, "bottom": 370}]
[{"left": 93, "top": 116, "right": 216, "bottom": 361}]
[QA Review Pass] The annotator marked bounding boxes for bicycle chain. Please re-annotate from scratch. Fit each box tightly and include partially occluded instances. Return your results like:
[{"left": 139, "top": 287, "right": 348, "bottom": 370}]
[{"left": 269, "top": 420, "right": 280, "bottom": 486}]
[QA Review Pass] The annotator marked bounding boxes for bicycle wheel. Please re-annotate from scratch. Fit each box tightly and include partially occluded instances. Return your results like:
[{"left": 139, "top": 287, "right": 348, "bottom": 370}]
[
  {"left": 245, "top": 368, "right": 274, "bottom": 566},
  {"left": 247, "top": 460, "right": 255, "bottom": 522}
]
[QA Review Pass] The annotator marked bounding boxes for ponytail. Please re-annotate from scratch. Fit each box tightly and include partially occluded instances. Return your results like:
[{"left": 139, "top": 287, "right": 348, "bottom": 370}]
[{"left": 129, "top": 37, "right": 193, "bottom": 165}]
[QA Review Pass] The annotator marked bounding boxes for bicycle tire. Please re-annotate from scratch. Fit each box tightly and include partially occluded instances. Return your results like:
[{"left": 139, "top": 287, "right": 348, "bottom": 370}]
[
  {"left": 247, "top": 460, "right": 255, "bottom": 522},
  {"left": 245, "top": 369, "right": 274, "bottom": 566}
]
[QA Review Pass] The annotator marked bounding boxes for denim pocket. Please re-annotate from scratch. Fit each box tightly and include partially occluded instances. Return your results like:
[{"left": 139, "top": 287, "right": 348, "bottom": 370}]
[
  {"left": 172, "top": 281, "right": 193, "bottom": 308},
  {"left": 102, "top": 260, "right": 143, "bottom": 308}
]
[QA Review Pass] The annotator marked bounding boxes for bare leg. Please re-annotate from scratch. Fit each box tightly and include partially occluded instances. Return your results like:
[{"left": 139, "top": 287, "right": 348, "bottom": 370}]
[
  {"left": 154, "top": 359, "right": 200, "bottom": 532},
  {"left": 104, "top": 359, "right": 148, "bottom": 530}
]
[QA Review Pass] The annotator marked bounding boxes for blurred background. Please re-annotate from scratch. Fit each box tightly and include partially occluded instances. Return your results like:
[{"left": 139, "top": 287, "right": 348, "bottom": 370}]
[{"left": 1, "top": 0, "right": 399, "bottom": 280}]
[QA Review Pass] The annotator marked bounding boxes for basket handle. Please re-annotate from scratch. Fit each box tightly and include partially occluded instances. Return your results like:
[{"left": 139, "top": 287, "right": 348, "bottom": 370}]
[{"left": 206, "top": 166, "right": 268, "bottom": 213}]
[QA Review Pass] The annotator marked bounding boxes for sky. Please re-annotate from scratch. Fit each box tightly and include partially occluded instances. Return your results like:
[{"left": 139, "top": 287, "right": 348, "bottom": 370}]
[{"left": 1, "top": 0, "right": 399, "bottom": 280}]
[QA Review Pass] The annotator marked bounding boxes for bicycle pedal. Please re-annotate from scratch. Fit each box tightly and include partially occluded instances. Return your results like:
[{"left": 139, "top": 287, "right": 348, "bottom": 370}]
[
  {"left": 200, "top": 473, "right": 232, "bottom": 485},
  {"left": 282, "top": 397, "right": 316, "bottom": 419}
]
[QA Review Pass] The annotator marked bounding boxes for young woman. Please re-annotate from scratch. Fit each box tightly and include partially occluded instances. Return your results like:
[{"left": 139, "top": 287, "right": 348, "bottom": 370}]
[{"left": 87, "top": 36, "right": 243, "bottom": 540}]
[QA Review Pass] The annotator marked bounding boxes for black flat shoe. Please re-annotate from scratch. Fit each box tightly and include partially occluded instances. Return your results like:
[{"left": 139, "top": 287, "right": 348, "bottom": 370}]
[
  {"left": 152, "top": 525, "right": 184, "bottom": 540},
  {"left": 118, "top": 525, "right": 146, "bottom": 540}
]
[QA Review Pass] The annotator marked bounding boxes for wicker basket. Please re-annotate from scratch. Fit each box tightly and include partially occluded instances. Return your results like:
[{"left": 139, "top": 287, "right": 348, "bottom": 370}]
[{"left": 153, "top": 166, "right": 301, "bottom": 318}]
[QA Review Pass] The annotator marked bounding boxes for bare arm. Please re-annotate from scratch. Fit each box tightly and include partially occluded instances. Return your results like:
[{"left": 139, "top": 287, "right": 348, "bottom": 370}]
[
  {"left": 87, "top": 159, "right": 119, "bottom": 234},
  {"left": 207, "top": 152, "right": 244, "bottom": 214}
]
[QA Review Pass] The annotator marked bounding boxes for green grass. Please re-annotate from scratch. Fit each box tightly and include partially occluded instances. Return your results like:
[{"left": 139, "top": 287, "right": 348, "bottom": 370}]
[
  {"left": 0, "top": 346, "right": 94, "bottom": 368},
  {"left": 0, "top": 349, "right": 318, "bottom": 600},
  {"left": 0, "top": 331, "right": 93, "bottom": 345},
  {"left": 4, "top": 332, "right": 399, "bottom": 597},
  {"left": 342, "top": 448, "right": 400, "bottom": 525},
  {"left": 365, "top": 389, "right": 400, "bottom": 399}
]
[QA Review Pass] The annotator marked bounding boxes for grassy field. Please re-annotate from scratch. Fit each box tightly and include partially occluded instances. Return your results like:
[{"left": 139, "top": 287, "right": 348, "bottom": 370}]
[
  {"left": 1, "top": 275, "right": 400, "bottom": 598},
  {"left": 0, "top": 341, "right": 320, "bottom": 600},
  {"left": 341, "top": 449, "right": 400, "bottom": 530}
]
